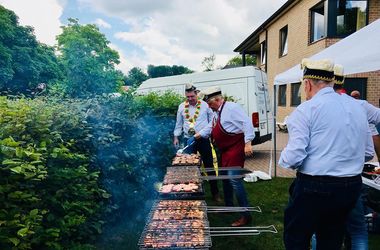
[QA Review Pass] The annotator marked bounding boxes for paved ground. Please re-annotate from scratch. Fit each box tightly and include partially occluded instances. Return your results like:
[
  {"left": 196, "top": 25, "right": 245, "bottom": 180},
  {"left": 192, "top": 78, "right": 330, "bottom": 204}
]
[{"left": 244, "top": 129, "right": 379, "bottom": 178}]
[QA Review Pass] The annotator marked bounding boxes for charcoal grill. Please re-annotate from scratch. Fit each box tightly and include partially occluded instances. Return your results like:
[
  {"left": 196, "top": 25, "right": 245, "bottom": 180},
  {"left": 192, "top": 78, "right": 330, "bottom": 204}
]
[
  {"left": 139, "top": 200, "right": 212, "bottom": 249},
  {"left": 159, "top": 183, "right": 205, "bottom": 200}
]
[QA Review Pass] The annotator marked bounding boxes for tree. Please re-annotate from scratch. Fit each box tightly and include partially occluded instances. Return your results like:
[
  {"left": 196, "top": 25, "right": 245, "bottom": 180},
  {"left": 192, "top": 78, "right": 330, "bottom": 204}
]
[
  {"left": 57, "top": 18, "right": 124, "bottom": 97},
  {"left": 147, "top": 64, "right": 193, "bottom": 78},
  {"left": 124, "top": 67, "right": 148, "bottom": 87},
  {"left": 225, "top": 54, "right": 256, "bottom": 68},
  {"left": 201, "top": 54, "right": 216, "bottom": 71},
  {"left": 0, "top": 5, "right": 62, "bottom": 95}
]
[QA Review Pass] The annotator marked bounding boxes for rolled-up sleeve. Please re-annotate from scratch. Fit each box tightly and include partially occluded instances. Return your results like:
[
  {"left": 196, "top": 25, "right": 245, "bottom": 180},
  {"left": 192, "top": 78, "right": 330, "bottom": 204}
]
[
  {"left": 279, "top": 108, "right": 310, "bottom": 169},
  {"left": 232, "top": 104, "right": 255, "bottom": 143},
  {"left": 365, "top": 123, "right": 375, "bottom": 162},
  {"left": 173, "top": 105, "right": 183, "bottom": 137}
]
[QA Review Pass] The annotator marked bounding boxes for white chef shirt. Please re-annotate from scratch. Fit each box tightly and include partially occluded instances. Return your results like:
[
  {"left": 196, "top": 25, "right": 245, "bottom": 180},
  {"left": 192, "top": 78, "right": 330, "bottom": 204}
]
[{"left": 205, "top": 101, "right": 255, "bottom": 143}]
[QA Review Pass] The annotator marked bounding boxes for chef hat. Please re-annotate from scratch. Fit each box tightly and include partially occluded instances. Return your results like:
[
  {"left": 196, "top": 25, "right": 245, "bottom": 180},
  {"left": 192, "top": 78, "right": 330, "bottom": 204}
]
[
  {"left": 185, "top": 83, "right": 197, "bottom": 92},
  {"left": 199, "top": 86, "right": 222, "bottom": 102}
]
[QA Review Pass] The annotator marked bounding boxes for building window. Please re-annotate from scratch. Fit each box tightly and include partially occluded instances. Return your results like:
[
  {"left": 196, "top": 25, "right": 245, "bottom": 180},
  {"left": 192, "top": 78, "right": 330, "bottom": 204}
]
[
  {"left": 310, "top": 1, "right": 326, "bottom": 43},
  {"left": 278, "top": 85, "right": 287, "bottom": 106},
  {"left": 335, "top": 0, "right": 367, "bottom": 36},
  {"left": 279, "top": 26, "right": 288, "bottom": 57},
  {"left": 291, "top": 82, "right": 301, "bottom": 106},
  {"left": 260, "top": 41, "right": 266, "bottom": 65}
]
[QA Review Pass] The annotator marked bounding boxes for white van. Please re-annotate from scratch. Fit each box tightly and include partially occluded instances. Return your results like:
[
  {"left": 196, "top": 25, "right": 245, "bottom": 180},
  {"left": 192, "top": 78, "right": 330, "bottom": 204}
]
[{"left": 137, "top": 66, "right": 272, "bottom": 145}]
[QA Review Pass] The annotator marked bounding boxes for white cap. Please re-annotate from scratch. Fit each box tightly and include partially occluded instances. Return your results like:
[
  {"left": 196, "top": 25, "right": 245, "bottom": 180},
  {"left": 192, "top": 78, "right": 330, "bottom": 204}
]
[{"left": 199, "top": 86, "right": 222, "bottom": 101}]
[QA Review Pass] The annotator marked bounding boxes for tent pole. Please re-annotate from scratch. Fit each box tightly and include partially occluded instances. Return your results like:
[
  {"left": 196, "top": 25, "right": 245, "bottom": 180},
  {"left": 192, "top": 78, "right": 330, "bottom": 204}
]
[{"left": 273, "top": 84, "right": 277, "bottom": 178}]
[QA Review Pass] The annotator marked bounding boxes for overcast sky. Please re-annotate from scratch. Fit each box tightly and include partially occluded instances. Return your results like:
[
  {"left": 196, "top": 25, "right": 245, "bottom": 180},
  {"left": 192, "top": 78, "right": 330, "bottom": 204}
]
[{"left": 0, "top": 0, "right": 287, "bottom": 73}]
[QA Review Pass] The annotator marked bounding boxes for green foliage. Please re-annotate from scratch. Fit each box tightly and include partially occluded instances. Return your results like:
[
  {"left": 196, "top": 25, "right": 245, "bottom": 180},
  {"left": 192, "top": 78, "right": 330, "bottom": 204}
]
[
  {"left": 0, "top": 90, "right": 183, "bottom": 249},
  {"left": 0, "top": 5, "right": 62, "bottom": 95},
  {"left": 147, "top": 64, "right": 193, "bottom": 78},
  {"left": 0, "top": 97, "right": 107, "bottom": 249},
  {"left": 225, "top": 54, "right": 256, "bottom": 67},
  {"left": 124, "top": 67, "right": 149, "bottom": 87},
  {"left": 56, "top": 18, "right": 124, "bottom": 98}
]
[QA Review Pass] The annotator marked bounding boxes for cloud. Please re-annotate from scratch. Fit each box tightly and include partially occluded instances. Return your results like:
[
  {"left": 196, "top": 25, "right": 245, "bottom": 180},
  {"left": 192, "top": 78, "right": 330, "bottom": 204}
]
[
  {"left": 83, "top": 0, "right": 287, "bottom": 71},
  {"left": 94, "top": 18, "right": 111, "bottom": 29},
  {"left": 0, "top": 0, "right": 64, "bottom": 46}
]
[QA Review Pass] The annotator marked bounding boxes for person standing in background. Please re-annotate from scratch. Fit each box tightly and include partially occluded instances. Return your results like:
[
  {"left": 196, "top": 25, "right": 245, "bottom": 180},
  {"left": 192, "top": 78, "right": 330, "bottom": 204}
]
[
  {"left": 351, "top": 90, "right": 380, "bottom": 166},
  {"left": 196, "top": 86, "right": 254, "bottom": 227},
  {"left": 279, "top": 58, "right": 374, "bottom": 250},
  {"left": 173, "top": 83, "right": 220, "bottom": 201}
]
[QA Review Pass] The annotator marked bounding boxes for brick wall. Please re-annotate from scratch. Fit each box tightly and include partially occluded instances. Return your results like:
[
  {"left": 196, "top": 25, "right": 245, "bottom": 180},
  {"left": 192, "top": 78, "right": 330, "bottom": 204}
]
[{"left": 256, "top": 0, "right": 380, "bottom": 121}]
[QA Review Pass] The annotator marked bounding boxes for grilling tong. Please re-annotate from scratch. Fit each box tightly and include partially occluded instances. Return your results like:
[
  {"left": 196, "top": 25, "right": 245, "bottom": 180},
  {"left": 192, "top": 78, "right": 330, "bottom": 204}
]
[{"left": 176, "top": 140, "right": 196, "bottom": 154}]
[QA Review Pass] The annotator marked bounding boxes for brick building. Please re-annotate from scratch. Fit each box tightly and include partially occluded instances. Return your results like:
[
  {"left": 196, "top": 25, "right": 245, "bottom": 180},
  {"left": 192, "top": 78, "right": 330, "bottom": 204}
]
[{"left": 235, "top": 0, "right": 380, "bottom": 121}]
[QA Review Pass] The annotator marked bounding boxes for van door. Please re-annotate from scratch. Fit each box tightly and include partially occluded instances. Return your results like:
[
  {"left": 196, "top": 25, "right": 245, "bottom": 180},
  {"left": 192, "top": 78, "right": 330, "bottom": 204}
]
[{"left": 255, "top": 70, "right": 272, "bottom": 139}]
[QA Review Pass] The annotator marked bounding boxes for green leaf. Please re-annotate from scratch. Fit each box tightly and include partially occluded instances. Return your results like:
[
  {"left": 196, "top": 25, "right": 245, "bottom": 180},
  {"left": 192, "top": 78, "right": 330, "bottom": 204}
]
[
  {"left": 17, "top": 227, "right": 29, "bottom": 237},
  {"left": 9, "top": 238, "right": 20, "bottom": 246},
  {"left": 101, "top": 193, "right": 111, "bottom": 199},
  {"left": 10, "top": 166, "right": 23, "bottom": 174},
  {"left": 2, "top": 159, "right": 21, "bottom": 166},
  {"left": 29, "top": 209, "right": 39, "bottom": 217}
]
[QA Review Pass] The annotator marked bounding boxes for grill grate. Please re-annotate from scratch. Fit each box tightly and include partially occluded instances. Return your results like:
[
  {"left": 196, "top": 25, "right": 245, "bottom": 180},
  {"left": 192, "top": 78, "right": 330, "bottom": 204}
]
[{"left": 139, "top": 200, "right": 211, "bottom": 249}]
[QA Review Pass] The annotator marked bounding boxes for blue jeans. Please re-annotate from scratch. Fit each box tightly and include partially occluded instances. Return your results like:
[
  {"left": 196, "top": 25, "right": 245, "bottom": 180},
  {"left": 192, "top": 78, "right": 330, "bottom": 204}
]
[
  {"left": 311, "top": 189, "right": 368, "bottom": 250},
  {"left": 345, "top": 192, "right": 368, "bottom": 250},
  {"left": 284, "top": 173, "right": 362, "bottom": 250},
  {"left": 222, "top": 169, "right": 250, "bottom": 217}
]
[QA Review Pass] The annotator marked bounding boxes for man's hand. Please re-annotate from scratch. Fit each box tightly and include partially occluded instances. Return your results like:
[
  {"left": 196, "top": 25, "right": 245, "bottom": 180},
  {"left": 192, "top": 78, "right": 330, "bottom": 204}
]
[
  {"left": 194, "top": 133, "right": 202, "bottom": 140},
  {"left": 244, "top": 141, "right": 253, "bottom": 157},
  {"left": 173, "top": 136, "right": 179, "bottom": 148}
]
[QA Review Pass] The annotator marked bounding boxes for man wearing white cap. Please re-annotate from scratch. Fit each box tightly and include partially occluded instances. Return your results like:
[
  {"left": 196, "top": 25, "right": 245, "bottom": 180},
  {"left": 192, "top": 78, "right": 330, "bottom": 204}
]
[
  {"left": 196, "top": 86, "right": 254, "bottom": 227},
  {"left": 279, "top": 58, "right": 374, "bottom": 249},
  {"left": 173, "top": 83, "right": 220, "bottom": 201}
]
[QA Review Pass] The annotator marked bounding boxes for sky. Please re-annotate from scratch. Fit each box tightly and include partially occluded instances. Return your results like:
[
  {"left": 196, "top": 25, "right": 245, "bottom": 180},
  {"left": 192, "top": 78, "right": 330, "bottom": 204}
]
[{"left": 0, "top": 0, "right": 287, "bottom": 74}]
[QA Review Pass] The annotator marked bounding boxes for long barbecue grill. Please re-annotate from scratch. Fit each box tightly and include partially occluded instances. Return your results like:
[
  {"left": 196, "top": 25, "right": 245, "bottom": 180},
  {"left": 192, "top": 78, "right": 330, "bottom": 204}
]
[{"left": 139, "top": 154, "right": 278, "bottom": 249}]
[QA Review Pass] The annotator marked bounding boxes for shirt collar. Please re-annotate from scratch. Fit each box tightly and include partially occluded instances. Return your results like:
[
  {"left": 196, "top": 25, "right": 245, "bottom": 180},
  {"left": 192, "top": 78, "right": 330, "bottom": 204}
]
[{"left": 314, "top": 86, "right": 334, "bottom": 99}]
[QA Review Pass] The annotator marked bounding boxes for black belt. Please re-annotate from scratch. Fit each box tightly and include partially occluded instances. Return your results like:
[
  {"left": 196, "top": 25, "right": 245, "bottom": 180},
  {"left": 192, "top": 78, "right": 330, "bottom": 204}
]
[{"left": 296, "top": 172, "right": 361, "bottom": 182}]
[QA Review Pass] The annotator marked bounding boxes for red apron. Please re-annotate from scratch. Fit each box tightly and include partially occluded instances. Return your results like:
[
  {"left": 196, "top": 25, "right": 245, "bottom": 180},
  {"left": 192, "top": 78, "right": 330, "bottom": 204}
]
[{"left": 211, "top": 102, "right": 245, "bottom": 167}]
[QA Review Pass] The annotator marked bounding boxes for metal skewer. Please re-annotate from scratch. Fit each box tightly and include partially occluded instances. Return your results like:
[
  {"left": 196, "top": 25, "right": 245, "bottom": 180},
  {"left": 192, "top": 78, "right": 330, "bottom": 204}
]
[
  {"left": 202, "top": 174, "right": 246, "bottom": 180},
  {"left": 210, "top": 225, "right": 278, "bottom": 236},
  {"left": 207, "top": 206, "right": 261, "bottom": 213}
]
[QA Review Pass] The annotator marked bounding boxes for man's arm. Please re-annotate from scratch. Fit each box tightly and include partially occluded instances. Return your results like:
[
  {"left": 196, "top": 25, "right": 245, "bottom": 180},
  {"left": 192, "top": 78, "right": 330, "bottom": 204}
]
[
  {"left": 365, "top": 123, "right": 375, "bottom": 162},
  {"left": 173, "top": 105, "right": 184, "bottom": 147},
  {"left": 230, "top": 103, "right": 255, "bottom": 156},
  {"left": 364, "top": 101, "right": 380, "bottom": 126},
  {"left": 279, "top": 108, "right": 310, "bottom": 169}
]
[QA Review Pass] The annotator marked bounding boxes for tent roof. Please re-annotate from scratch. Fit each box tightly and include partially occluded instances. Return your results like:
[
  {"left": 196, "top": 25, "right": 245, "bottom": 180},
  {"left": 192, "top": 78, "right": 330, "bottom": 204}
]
[{"left": 274, "top": 19, "right": 380, "bottom": 85}]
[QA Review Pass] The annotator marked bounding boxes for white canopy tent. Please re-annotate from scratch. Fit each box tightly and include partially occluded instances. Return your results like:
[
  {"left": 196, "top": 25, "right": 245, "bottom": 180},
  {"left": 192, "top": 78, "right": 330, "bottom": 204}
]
[
  {"left": 271, "top": 18, "right": 380, "bottom": 176},
  {"left": 274, "top": 18, "right": 380, "bottom": 85}
]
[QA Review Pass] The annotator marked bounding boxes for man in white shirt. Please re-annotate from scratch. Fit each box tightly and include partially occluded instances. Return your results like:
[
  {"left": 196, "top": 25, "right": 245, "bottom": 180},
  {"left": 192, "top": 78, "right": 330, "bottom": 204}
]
[
  {"left": 196, "top": 86, "right": 254, "bottom": 227},
  {"left": 173, "top": 83, "right": 220, "bottom": 201},
  {"left": 279, "top": 58, "right": 374, "bottom": 249}
]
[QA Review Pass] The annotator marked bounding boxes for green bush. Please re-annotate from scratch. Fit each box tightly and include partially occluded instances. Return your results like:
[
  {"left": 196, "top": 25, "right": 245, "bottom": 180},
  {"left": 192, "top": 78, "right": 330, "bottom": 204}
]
[
  {"left": 0, "top": 97, "right": 106, "bottom": 249},
  {"left": 0, "top": 91, "right": 183, "bottom": 249}
]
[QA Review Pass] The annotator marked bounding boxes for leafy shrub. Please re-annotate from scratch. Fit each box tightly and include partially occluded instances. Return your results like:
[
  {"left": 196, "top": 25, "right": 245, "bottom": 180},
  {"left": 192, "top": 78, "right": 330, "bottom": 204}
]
[
  {"left": 0, "top": 91, "right": 183, "bottom": 249},
  {"left": 0, "top": 97, "right": 106, "bottom": 249}
]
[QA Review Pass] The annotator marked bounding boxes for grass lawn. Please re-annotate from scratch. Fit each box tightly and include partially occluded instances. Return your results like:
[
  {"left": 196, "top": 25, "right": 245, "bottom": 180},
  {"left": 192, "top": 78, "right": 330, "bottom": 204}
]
[{"left": 205, "top": 177, "right": 380, "bottom": 250}]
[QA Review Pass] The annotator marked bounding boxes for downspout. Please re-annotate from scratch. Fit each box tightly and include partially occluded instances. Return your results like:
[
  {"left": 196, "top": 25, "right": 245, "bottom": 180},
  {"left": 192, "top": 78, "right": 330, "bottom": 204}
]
[
  {"left": 265, "top": 29, "right": 268, "bottom": 73},
  {"left": 242, "top": 51, "right": 246, "bottom": 66}
]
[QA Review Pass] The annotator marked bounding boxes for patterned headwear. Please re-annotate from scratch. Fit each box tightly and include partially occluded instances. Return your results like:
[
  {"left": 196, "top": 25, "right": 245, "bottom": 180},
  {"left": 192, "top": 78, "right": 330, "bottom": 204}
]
[
  {"left": 301, "top": 58, "right": 334, "bottom": 82},
  {"left": 333, "top": 64, "right": 345, "bottom": 85}
]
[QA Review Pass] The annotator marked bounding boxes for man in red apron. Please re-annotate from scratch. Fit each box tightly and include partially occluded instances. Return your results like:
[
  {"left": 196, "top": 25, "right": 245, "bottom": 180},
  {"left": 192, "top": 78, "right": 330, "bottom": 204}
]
[{"left": 195, "top": 86, "right": 255, "bottom": 227}]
